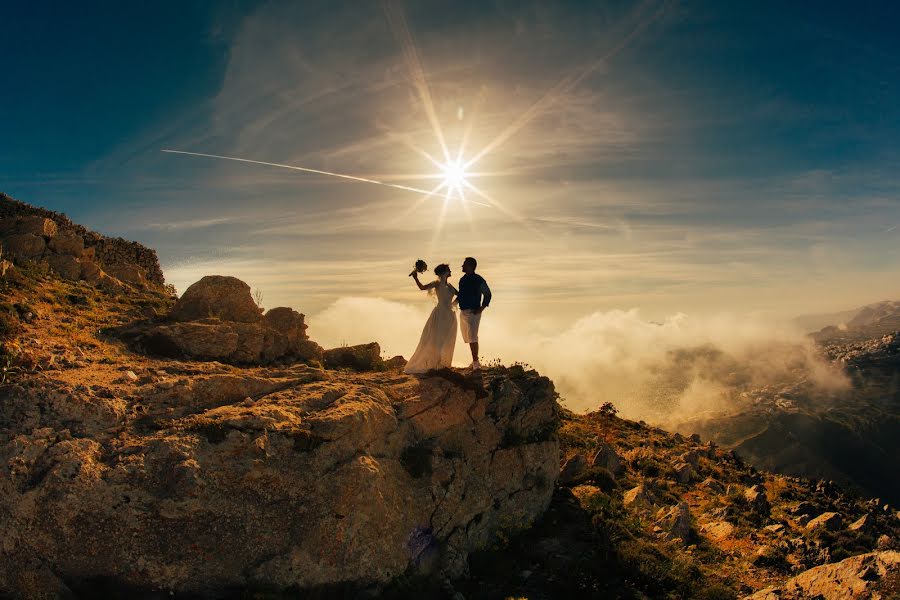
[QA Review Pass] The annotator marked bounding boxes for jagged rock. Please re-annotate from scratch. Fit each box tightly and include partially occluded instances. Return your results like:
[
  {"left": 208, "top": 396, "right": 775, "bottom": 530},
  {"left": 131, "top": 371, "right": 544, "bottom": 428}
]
[
  {"left": 136, "top": 320, "right": 324, "bottom": 365},
  {"left": 674, "top": 462, "right": 696, "bottom": 484},
  {"left": 790, "top": 501, "right": 817, "bottom": 516},
  {"left": 47, "top": 253, "right": 81, "bottom": 280},
  {"left": 590, "top": 442, "right": 624, "bottom": 475},
  {"left": 764, "top": 523, "right": 785, "bottom": 534},
  {"left": 171, "top": 275, "right": 262, "bottom": 323},
  {"left": 661, "top": 501, "right": 695, "bottom": 543},
  {"left": 877, "top": 535, "right": 894, "bottom": 550},
  {"left": 701, "top": 520, "right": 735, "bottom": 541},
  {"left": 324, "top": 342, "right": 383, "bottom": 371},
  {"left": 384, "top": 355, "right": 408, "bottom": 370},
  {"left": 80, "top": 259, "right": 125, "bottom": 292},
  {"left": 104, "top": 263, "right": 147, "bottom": 287},
  {"left": 264, "top": 307, "right": 308, "bottom": 341},
  {"left": 3, "top": 233, "right": 45, "bottom": 262},
  {"left": 623, "top": 482, "right": 656, "bottom": 508},
  {"left": 0, "top": 367, "right": 559, "bottom": 595},
  {"left": 752, "top": 545, "right": 786, "bottom": 568},
  {"left": 121, "top": 278, "right": 323, "bottom": 366},
  {"left": 747, "top": 551, "right": 900, "bottom": 600},
  {"left": 745, "top": 484, "right": 771, "bottom": 516},
  {"left": 47, "top": 229, "right": 84, "bottom": 256},
  {"left": 701, "top": 478, "right": 724, "bottom": 493},
  {"left": 807, "top": 512, "right": 842, "bottom": 532},
  {"left": 679, "top": 449, "right": 700, "bottom": 468},
  {"left": 848, "top": 514, "right": 873, "bottom": 533},
  {"left": 15, "top": 216, "right": 57, "bottom": 238},
  {"left": 559, "top": 453, "right": 588, "bottom": 485}
]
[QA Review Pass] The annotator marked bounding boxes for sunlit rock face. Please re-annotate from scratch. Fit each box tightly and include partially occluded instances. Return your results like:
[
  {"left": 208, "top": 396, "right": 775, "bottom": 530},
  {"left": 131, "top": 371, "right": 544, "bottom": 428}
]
[
  {"left": 120, "top": 275, "right": 325, "bottom": 365},
  {"left": 747, "top": 550, "right": 900, "bottom": 600},
  {"left": 0, "top": 365, "right": 558, "bottom": 596}
]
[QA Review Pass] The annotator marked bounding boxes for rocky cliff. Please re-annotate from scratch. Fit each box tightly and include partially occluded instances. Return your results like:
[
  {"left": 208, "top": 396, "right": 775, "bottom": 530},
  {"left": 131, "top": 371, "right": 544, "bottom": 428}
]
[
  {"left": 0, "top": 240, "right": 558, "bottom": 597},
  {"left": 1, "top": 362, "right": 558, "bottom": 597},
  {"left": 0, "top": 192, "right": 165, "bottom": 288}
]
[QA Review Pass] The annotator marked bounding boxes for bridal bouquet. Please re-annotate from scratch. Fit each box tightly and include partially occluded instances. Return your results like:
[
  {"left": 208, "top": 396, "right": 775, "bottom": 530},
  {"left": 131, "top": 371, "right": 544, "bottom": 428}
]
[{"left": 409, "top": 259, "right": 427, "bottom": 277}]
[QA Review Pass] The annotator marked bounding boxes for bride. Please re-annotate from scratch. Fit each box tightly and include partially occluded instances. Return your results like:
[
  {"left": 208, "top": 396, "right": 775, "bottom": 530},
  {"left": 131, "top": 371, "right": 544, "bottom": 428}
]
[{"left": 404, "top": 263, "right": 458, "bottom": 374}]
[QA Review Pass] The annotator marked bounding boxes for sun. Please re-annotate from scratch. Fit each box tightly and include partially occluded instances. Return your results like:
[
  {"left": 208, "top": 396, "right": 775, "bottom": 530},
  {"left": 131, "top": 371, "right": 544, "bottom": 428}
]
[{"left": 439, "top": 159, "right": 468, "bottom": 197}]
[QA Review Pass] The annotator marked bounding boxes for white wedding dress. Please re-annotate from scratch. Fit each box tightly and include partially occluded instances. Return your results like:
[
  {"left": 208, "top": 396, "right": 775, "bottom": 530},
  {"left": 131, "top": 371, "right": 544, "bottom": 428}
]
[{"left": 404, "top": 281, "right": 458, "bottom": 374}]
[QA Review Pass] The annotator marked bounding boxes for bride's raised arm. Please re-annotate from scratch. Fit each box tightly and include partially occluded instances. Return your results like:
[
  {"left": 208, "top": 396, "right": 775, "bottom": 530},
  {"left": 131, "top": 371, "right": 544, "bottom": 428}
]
[{"left": 411, "top": 271, "right": 436, "bottom": 292}]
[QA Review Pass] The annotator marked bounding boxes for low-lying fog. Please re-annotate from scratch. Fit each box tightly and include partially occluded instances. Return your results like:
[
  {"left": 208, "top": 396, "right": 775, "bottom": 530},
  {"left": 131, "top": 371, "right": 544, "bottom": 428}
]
[{"left": 309, "top": 297, "right": 850, "bottom": 425}]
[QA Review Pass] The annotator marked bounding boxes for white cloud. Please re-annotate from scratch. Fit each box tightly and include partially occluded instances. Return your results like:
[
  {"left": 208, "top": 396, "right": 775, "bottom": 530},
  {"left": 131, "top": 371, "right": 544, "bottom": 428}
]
[{"left": 306, "top": 295, "right": 850, "bottom": 426}]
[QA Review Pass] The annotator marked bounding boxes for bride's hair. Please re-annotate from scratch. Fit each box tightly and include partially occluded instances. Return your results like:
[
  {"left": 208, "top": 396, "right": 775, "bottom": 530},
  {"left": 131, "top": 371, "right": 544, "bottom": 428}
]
[{"left": 434, "top": 264, "right": 450, "bottom": 278}]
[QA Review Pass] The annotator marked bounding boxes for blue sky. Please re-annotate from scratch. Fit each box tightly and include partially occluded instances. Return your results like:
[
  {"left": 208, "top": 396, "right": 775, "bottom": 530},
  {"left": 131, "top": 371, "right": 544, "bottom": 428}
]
[{"left": 3, "top": 0, "right": 900, "bottom": 334}]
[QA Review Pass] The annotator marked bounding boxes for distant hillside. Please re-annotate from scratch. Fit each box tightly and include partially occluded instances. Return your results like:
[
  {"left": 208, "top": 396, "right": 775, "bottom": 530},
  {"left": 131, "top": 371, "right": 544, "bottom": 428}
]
[
  {"left": 808, "top": 299, "right": 900, "bottom": 342},
  {"left": 678, "top": 331, "right": 900, "bottom": 505}
]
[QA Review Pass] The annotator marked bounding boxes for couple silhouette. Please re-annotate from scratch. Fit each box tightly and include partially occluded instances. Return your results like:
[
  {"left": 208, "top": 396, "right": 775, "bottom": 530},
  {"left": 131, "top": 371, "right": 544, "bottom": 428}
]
[{"left": 404, "top": 257, "right": 491, "bottom": 374}]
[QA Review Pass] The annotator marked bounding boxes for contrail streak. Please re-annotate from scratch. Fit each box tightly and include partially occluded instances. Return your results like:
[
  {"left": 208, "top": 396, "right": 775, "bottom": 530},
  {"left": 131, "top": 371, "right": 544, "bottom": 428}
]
[{"left": 161, "top": 149, "right": 489, "bottom": 205}]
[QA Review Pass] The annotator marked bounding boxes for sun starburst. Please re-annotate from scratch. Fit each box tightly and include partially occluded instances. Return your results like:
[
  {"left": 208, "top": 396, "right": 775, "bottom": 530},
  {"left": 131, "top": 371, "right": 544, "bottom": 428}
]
[{"left": 440, "top": 159, "right": 468, "bottom": 194}]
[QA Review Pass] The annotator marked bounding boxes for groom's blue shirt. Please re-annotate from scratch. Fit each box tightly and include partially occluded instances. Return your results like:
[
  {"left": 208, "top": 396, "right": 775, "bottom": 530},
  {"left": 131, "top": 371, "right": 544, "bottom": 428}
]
[{"left": 458, "top": 273, "right": 491, "bottom": 310}]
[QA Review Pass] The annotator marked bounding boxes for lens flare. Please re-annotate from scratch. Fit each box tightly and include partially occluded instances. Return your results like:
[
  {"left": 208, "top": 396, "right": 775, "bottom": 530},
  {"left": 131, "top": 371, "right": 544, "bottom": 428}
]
[{"left": 440, "top": 159, "right": 468, "bottom": 197}]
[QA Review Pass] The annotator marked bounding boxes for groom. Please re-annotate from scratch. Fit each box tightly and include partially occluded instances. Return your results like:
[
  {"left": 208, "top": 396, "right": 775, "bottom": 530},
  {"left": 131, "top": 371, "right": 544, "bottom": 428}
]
[{"left": 457, "top": 256, "right": 491, "bottom": 371}]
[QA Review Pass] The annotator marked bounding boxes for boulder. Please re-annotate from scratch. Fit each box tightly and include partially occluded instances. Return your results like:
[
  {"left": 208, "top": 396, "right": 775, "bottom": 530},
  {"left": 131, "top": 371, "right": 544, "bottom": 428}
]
[
  {"left": 171, "top": 276, "right": 262, "bottom": 323},
  {"left": 15, "top": 216, "right": 57, "bottom": 238},
  {"left": 559, "top": 453, "right": 588, "bottom": 485},
  {"left": 661, "top": 501, "right": 695, "bottom": 543},
  {"left": 790, "top": 501, "right": 817, "bottom": 517},
  {"left": 701, "top": 520, "right": 734, "bottom": 541},
  {"left": 747, "top": 551, "right": 900, "bottom": 600},
  {"left": 97, "top": 273, "right": 126, "bottom": 293},
  {"left": 752, "top": 545, "right": 787, "bottom": 568},
  {"left": 137, "top": 321, "right": 324, "bottom": 365},
  {"left": 384, "top": 355, "right": 408, "bottom": 370},
  {"left": 47, "top": 254, "right": 81, "bottom": 281},
  {"left": 701, "top": 478, "right": 725, "bottom": 493},
  {"left": 623, "top": 482, "right": 656, "bottom": 508},
  {"left": 324, "top": 342, "right": 383, "bottom": 371},
  {"left": 80, "top": 259, "right": 102, "bottom": 283},
  {"left": 47, "top": 229, "right": 84, "bottom": 257},
  {"left": 745, "top": 484, "right": 771, "bottom": 516},
  {"left": 848, "top": 514, "right": 873, "bottom": 533},
  {"left": 807, "top": 512, "right": 842, "bottom": 532},
  {"left": 3, "top": 233, "right": 46, "bottom": 262},
  {"left": 674, "top": 462, "right": 696, "bottom": 484},
  {"left": 264, "top": 307, "right": 308, "bottom": 341},
  {"left": 590, "top": 442, "right": 624, "bottom": 475},
  {"left": 679, "top": 449, "right": 701, "bottom": 468},
  {"left": 0, "top": 366, "right": 560, "bottom": 595},
  {"left": 104, "top": 263, "right": 147, "bottom": 287}
]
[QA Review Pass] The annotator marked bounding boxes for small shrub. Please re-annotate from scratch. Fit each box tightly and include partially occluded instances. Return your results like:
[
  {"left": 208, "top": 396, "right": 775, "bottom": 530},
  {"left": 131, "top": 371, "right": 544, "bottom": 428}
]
[
  {"left": 0, "top": 306, "right": 21, "bottom": 339},
  {"left": 598, "top": 401, "right": 618, "bottom": 418}
]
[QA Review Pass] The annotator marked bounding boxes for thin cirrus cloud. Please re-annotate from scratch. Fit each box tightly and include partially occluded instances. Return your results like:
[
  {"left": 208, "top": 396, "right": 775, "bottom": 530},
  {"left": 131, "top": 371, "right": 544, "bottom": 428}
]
[{"left": 77, "top": 0, "right": 900, "bottom": 327}]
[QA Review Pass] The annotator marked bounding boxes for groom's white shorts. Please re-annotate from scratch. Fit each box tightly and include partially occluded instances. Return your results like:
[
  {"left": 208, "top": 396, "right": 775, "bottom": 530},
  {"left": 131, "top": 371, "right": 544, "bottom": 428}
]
[{"left": 459, "top": 309, "right": 482, "bottom": 343}]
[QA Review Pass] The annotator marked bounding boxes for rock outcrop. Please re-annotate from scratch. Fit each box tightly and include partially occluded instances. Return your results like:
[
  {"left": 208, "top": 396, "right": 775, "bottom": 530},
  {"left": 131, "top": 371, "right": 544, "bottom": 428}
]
[
  {"left": 0, "top": 365, "right": 559, "bottom": 597},
  {"left": 170, "top": 275, "right": 262, "bottom": 323},
  {"left": 323, "top": 342, "right": 384, "bottom": 371},
  {"left": 0, "top": 192, "right": 164, "bottom": 286},
  {"left": 124, "top": 276, "right": 324, "bottom": 365},
  {"left": 748, "top": 550, "right": 900, "bottom": 599}
]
